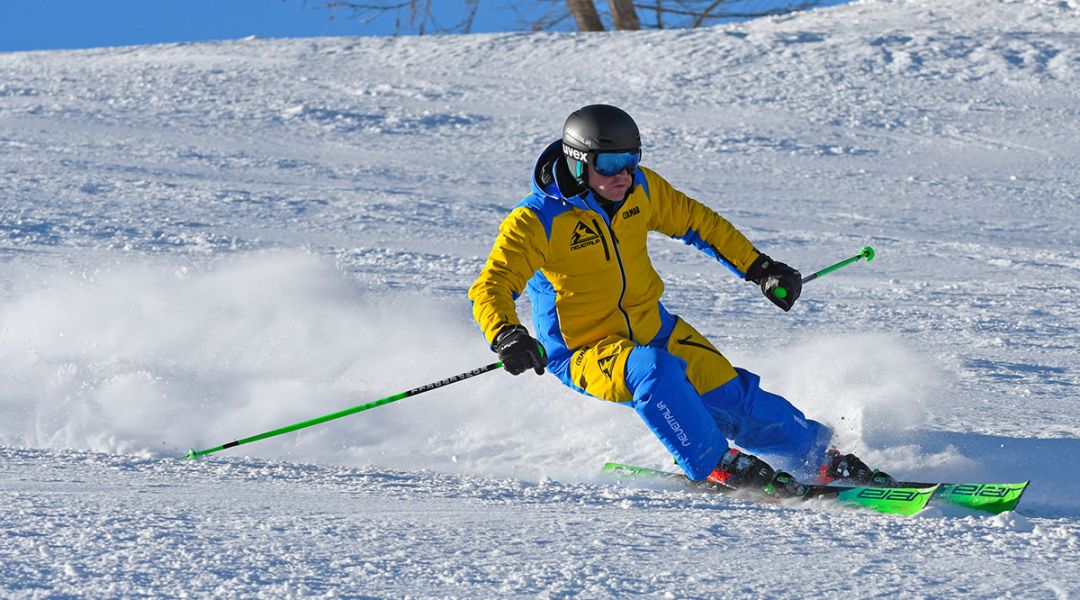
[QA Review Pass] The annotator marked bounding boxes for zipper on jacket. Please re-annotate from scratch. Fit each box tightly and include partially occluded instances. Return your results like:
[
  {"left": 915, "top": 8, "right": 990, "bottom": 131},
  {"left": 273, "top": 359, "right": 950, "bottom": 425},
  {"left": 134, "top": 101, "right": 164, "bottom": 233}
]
[
  {"left": 593, "top": 217, "right": 633, "bottom": 340},
  {"left": 591, "top": 218, "right": 611, "bottom": 262}
]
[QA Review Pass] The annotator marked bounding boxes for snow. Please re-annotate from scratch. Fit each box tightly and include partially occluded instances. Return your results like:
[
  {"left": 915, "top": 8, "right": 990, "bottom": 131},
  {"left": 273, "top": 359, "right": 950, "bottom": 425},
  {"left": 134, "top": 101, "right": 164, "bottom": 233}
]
[{"left": 1, "top": 0, "right": 1079, "bottom": 596}]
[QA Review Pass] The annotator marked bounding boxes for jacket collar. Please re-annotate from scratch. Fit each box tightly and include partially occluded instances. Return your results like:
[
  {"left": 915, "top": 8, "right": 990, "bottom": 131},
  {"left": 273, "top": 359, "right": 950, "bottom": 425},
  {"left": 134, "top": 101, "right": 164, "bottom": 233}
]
[{"left": 531, "top": 139, "right": 628, "bottom": 217}]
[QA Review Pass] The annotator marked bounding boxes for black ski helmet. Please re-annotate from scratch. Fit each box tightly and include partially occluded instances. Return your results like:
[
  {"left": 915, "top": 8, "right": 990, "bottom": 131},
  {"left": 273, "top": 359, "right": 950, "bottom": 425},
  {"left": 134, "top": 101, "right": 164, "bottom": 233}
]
[{"left": 562, "top": 104, "right": 641, "bottom": 182}]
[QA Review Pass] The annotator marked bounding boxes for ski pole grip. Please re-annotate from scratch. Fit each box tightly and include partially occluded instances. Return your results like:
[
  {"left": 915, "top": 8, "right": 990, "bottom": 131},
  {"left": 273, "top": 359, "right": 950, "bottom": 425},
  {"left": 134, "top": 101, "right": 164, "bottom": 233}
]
[{"left": 774, "top": 246, "right": 876, "bottom": 298}]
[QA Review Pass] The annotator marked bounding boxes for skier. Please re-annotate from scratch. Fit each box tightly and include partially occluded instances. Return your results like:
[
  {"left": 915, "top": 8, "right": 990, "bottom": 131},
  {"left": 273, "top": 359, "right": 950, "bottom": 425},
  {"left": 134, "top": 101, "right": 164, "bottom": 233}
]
[{"left": 468, "top": 104, "right": 890, "bottom": 494}]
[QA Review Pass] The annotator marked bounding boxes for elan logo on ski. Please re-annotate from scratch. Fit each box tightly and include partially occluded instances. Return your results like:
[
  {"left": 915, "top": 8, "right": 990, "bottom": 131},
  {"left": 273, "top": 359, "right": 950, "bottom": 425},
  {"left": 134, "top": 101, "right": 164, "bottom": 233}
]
[{"left": 570, "top": 221, "right": 601, "bottom": 251}]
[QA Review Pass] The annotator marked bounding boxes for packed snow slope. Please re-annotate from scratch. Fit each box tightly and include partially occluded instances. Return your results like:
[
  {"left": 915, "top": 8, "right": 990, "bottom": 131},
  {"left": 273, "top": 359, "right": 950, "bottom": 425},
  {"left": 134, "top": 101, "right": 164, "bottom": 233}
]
[{"left": 2, "top": 0, "right": 1079, "bottom": 596}]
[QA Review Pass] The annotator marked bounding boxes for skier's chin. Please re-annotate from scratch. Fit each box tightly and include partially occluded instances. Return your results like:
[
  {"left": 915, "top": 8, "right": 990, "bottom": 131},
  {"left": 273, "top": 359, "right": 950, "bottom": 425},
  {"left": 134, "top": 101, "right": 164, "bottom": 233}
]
[{"left": 593, "top": 184, "right": 631, "bottom": 202}]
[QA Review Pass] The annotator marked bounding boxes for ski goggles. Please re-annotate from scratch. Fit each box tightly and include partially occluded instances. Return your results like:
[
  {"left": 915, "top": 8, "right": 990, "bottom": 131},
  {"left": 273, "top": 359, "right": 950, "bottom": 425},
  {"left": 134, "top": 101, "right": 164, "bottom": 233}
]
[{"left": 591, "top": 149, "right": 642, "bottom": 176}]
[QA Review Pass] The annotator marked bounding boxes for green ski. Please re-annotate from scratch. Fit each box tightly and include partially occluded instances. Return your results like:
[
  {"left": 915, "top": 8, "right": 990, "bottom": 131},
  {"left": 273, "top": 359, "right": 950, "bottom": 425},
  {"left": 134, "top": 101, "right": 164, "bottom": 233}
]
[
  {"left": 603, "top": 462, "right": 1028, "bottom": 515},
  {"left": 603, "top": 462, "right": 936, "bottom": 516},
  {"left": 922, "top": 482, "right": 1029, "bottom": 514}
]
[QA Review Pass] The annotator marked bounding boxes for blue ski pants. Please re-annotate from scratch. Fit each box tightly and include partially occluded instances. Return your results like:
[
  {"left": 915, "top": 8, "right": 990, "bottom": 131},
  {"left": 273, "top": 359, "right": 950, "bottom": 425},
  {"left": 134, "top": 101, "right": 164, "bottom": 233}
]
[{"left": 548, "top": 310, "right": 832, "bottom": 480}]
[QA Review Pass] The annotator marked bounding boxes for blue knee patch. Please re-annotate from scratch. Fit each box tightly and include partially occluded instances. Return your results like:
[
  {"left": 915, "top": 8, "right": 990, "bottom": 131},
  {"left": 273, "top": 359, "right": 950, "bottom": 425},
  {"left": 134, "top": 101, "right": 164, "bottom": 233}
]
[{"left": 702, "top": 368, "right": 832, "bottom": 469}]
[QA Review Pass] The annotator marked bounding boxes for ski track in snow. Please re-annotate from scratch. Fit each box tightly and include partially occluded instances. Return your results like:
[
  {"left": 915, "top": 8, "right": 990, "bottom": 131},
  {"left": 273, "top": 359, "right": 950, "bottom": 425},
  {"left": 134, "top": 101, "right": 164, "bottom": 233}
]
[
  {"left": 1, "top": 0, "right": 1079, "bottom": 596},
  {"left": 2, "top": 447, "right": 1077, "bottom": 598}
]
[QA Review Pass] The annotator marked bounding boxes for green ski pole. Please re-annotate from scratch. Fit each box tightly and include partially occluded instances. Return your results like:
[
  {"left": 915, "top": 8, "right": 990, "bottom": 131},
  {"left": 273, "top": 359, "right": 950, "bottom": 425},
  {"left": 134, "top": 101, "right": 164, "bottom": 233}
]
[
  {"left": 185, "top": 361, "right": 504, "bottom": 460},
  {"left": 773, "top": 245, "right": 876, "bottom": 300}
]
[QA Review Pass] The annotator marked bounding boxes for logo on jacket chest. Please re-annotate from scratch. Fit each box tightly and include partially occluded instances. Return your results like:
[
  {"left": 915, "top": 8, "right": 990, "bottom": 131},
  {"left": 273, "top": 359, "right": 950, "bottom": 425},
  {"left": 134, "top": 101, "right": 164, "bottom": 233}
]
[
  {"left": 570, "top": 221, "right": 602, "bottom": 251},
  {"left": 621, "top": 206, "right": 640, "bottom": 220}
]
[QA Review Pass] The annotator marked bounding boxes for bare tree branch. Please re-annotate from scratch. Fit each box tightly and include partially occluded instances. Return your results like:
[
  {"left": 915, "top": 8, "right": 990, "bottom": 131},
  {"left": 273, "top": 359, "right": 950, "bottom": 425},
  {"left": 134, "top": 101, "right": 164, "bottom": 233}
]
[
  {"left": 461, "top": 0, "right": 481, "bottom": 33},
  {"left": 304, "top": 0, "right": 833, "bottom": 34},
  {"left": 313, "top": 0, "right": 480, "bottom": 35},
  {"left": 635, "top": 1, "right": 820, "bottom": 23},
  {"left": 692, "top": 0, "right": 726, "bottom": 28}
]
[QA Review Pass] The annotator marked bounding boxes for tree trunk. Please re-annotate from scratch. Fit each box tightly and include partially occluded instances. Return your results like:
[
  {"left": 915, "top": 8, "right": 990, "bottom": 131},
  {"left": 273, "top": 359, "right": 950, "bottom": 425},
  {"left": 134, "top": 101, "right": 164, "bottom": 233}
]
[
  {"left": 566, "top": 0, "right": 606, "bottom": 31},
  {"left": 609, "top": 0, "right": 641, "bottom": 30}
]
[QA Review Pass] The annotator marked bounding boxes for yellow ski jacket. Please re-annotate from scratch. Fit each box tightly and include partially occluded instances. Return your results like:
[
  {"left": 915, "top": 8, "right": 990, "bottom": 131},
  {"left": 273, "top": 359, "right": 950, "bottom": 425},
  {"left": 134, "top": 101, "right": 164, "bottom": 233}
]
[{"left": 469, "top": 140, "right": 761, "bottom": 365}]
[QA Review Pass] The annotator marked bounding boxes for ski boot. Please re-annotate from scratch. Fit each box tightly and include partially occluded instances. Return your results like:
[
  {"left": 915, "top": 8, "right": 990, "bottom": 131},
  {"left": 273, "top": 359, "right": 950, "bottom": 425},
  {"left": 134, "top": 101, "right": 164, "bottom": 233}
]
[
  {"left": 817, "top": 448, "right": 896, "bottom": 486},
  {"left": 708, "top": 449, "right": 806, "bottom": 498}
]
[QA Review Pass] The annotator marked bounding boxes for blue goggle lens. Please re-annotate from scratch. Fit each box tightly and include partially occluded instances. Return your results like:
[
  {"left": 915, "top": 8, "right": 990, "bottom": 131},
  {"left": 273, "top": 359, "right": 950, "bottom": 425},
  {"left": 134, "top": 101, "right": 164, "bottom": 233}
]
[{"left": 593, "top": 150, "right": 641, "bottom": 176}]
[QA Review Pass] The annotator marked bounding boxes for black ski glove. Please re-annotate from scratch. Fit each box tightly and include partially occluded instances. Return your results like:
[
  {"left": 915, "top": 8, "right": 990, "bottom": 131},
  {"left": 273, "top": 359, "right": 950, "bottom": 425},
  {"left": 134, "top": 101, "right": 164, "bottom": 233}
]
[
  {"left": 746, "top": 254, "right": 802, "bottom": 312},
  {"left": 494, "top": 325, "right": 547, "bottom": 376}
]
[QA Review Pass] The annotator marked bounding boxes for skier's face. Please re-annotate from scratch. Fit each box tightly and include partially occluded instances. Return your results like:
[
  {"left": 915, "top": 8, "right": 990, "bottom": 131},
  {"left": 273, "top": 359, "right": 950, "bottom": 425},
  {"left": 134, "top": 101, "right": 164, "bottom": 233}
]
[{"left": 588, "top": 163, "right": 633, "bottom": 202}]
